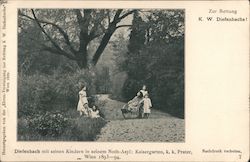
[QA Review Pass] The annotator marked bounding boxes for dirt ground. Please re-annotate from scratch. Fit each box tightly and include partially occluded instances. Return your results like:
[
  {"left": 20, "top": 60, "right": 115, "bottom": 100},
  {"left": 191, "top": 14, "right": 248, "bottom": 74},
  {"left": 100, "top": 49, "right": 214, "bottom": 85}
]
[{"left": 96, "top": 95, "right": 185, "bottom": 142}]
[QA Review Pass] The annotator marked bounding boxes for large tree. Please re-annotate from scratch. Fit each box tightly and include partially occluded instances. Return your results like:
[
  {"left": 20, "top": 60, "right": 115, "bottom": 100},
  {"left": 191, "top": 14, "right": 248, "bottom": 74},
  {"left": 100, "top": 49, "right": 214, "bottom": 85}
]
[{"left": 19, "top": 9, "right": 135, "bottom": 69}]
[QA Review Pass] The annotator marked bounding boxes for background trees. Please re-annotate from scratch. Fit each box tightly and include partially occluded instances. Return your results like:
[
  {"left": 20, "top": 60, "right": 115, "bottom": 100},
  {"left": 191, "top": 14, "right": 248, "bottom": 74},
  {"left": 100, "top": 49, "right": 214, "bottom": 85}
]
[
  {"left": 19, "top": 9, "right": 135, "bottom": 69},
  {"left": 115, "top": 10, "right": 184, "bottom": 118},
  {"left": 18, "top": 9, "right": 184, "bottom": 118}
]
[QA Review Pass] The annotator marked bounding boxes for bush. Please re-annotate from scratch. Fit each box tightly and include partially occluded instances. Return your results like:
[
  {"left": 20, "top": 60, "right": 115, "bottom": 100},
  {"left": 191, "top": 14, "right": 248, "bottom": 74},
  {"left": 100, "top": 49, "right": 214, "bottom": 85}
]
[
  {"left": 28, "top": 112, "right": 69, "bottom": 137},
  {"left": 18, "top": 74, "right": 56, "bottom": 117},
  {"left": 53, "top": 69, "right": 97, "bottom": 104},
  {"left": 18, "top": 115, "right": 107, "bottom": 141},
  {"left": 65, "top": 117, "right": 107, "bottom": 141},
  {"left": 150, "top": 71, "right": 184, "bottom": 118},
  {"left": 18, "top": 69, "right": 97, "bottom": 117},
  {"left": 18, "top": 90, "right": 108, "bottom": 141}
]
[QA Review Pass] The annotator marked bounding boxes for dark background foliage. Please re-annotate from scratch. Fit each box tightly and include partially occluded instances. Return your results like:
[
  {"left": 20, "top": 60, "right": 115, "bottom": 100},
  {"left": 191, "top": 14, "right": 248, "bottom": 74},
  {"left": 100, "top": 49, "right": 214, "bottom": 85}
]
[{"left": 116, "top": 10, "right": 184, "bottom": 118}]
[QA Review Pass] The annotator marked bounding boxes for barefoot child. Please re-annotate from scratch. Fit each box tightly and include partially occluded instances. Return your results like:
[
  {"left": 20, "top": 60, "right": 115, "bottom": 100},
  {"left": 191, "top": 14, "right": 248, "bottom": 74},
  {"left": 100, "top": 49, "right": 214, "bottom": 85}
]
[{"left": 143, "top": 93, "right": 152, "bottom": 118}]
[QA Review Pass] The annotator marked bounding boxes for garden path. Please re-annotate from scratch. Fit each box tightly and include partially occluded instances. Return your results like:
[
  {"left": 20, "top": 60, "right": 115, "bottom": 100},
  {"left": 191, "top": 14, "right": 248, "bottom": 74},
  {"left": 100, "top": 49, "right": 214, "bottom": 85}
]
[{"left": 96, "top": 95, "right": 185, "bottom": 142}]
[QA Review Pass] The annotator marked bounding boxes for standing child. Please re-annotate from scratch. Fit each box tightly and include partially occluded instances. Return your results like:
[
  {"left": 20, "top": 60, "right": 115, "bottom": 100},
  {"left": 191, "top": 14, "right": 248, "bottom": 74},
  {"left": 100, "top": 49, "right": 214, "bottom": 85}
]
[
  {"left": 138, "top": 84, "right": 148, "bottom": 118},
  {"left": 143, "top": 93, "right": 152, "bottom": 118},
  {"left": 77, "top": 84, "right": 90, "bottom": 116}
]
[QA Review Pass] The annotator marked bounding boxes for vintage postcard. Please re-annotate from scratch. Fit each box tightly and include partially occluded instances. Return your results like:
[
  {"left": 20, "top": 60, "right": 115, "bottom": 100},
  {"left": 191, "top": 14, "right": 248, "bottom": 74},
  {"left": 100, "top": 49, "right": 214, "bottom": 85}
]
[{"left": 0, "top": 0, "right": 249, "bottom": 161}]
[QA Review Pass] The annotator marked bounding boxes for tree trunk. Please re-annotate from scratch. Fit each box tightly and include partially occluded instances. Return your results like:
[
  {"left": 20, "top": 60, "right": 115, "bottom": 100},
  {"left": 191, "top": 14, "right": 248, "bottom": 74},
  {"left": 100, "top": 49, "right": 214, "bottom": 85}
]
[
  {"left": 76, "top": 50, "right": 88, "bottom": 69},
  {"left": 76, "top": 60, "right": 87, "bottom": 69},
  {"left": 19, "top": 9, "right": 135, "bottom": 69},
  {"left": 92, "top": 24, "right": 116, "bottom": 65}
]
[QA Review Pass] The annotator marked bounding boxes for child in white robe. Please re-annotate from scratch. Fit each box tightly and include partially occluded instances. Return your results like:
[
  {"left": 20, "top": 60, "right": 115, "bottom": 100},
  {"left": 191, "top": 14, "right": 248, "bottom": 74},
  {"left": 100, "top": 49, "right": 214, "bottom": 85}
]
[
  {"left": 143, "top": 93, "right": 152, "bottom": 118},
  {"left": 77, "top": 85, "right": 90, "bottom": 116}
]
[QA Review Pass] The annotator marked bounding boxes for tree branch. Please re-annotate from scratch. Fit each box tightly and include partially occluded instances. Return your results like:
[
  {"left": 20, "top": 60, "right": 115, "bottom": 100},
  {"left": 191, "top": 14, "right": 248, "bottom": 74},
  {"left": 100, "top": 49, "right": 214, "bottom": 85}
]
[
  {"left": 75, "top": 9, "right": 91, "bottom": 32},
  {"left": 118, "top": 10, "right": 137, "bottom": 21},
  {"left": 112, "top": 9, "right": 123, "bottom": 23},
  {"left": 74, "top": 9, "right": 83, "bottom": 26},
  {"left": 42, "top": 45, "right": 77, "bottom": 60},
  {"left": 19, "top": 10, "right": 77, "bottom": 54},
  {"left": 89, "top": 31, "right": 104, "bottom": 40},
  {"left": 31, "top": 10, "right": 60, "bottom": 50},
  {"left": 107, "top": 10, "right": 111, "bottom": 25},
  {"left": 116, "top": 24, "right": 132, "bottom": 29},
  {"left": 89, "top": 23, "right": 107, "bottom": 40},
  {"left": 74, "top": 9, "right": 92, "bottom": 53},
  {"left": 92, "top": 9, "right": 136, "bottom": 65},
  {"left": 30, "top": 9, "right": 76, "bottom": 60},
  {"left": 83, "top": 9, "right": 92, "bottom": 27}
]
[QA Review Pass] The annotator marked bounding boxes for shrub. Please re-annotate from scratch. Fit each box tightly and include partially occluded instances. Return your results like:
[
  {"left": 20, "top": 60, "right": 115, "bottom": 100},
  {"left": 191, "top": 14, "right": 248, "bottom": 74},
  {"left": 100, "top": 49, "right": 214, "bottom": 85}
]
[
  {"left": 65, "top": 117, "right": 107, "bottom": 141},
  {"left": 18, "top": 69, "right": 97, "bottom": 117},
  {"left": 18, "top": 74, "right": 56, "bottom": 117},
  {"left": 52, "top": 69, "right": 97, "bottom": 104},
  {"left": 18, "top": 114, "right": 107, "bottom": 141},
  {"left": 18, "top": 91, "right": 108, "bottom": 141},
  {"left": 28, "top": 112, "right": 69, "bottom": 137}
]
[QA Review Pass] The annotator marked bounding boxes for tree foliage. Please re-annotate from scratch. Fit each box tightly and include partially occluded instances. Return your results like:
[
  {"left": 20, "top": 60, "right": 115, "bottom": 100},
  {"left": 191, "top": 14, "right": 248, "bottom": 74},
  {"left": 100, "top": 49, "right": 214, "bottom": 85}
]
[
  {"left": 18, "top": 9, "right": 135, "bottom": 68},
  {"left": 120, "top": 10, "right": 185, "bottom": 118}
]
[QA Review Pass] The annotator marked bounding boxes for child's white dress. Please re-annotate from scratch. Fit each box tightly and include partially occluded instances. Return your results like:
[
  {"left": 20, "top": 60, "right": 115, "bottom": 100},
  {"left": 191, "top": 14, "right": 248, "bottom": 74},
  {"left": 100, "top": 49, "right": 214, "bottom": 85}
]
[
  {"left": 77, "top": 90, "right": 88, "bottom": 114},
  {"left": 90, "top": 109, "right": 100, "bottom": 118},
  {"left": 143, "top": 98, "right": 152, "bottom": 113}
]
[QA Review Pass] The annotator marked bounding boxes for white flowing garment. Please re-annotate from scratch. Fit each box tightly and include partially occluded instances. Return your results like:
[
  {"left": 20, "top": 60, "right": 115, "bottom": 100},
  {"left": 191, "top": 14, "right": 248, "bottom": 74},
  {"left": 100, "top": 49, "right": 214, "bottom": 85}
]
[
  {"left": 143, "top": 98, "right": 152, "bottom": 113},
  {"left": 77, "top": 90, "right": 88, "bottom": 112},
  {"left": 90, "top": 110, "right": 100, "bottom": 118}
]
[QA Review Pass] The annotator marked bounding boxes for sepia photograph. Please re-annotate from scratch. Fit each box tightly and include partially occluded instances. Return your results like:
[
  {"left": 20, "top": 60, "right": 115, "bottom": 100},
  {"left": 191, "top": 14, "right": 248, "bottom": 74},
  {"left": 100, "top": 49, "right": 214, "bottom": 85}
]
[{"left": 17, "top": 8, "right": 185, "bottom": 142}]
